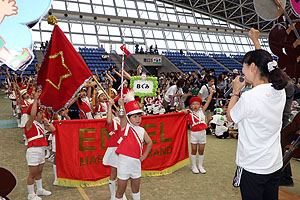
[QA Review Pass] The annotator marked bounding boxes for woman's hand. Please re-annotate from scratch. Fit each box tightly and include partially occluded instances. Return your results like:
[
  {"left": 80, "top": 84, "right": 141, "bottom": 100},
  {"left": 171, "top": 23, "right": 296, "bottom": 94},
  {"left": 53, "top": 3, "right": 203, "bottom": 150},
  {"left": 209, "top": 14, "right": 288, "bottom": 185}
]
[{"left": 232, "top": 76, "right": 245, "bottom": 94}]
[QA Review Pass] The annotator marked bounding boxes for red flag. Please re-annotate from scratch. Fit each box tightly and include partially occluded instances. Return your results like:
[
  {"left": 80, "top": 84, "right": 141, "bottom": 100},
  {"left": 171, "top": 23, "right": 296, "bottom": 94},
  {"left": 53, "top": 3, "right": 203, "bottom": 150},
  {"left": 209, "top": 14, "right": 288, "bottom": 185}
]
[
  {"left": 37, "top": 25, "right": 93, "bottom": 112},
  {"left": 120, "top": 44, "right": 130, "bottom": 57}
]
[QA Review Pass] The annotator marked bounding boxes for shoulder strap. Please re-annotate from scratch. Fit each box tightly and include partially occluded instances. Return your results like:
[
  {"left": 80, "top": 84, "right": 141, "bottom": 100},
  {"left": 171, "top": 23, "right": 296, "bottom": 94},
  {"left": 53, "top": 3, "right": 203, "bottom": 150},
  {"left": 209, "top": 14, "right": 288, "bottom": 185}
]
[{"left": 205, "top": 84, "right": 210, "bottom": 93}]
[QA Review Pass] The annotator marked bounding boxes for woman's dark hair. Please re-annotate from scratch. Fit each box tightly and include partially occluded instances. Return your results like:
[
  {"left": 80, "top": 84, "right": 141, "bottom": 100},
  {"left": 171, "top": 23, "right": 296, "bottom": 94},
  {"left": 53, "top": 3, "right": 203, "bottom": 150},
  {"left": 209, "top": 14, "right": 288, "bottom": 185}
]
[
  {"left": 217, "top": 74, "right": 224, "bottom": 84},
  {"left": 242, "top": 49, "right": 287, "bottom": 90},
  {"left": 78, "top": 97, "right": 82, "bottom": 105},
  {"left": 176, "top": 79, "right": 185, "bottom": 88}
]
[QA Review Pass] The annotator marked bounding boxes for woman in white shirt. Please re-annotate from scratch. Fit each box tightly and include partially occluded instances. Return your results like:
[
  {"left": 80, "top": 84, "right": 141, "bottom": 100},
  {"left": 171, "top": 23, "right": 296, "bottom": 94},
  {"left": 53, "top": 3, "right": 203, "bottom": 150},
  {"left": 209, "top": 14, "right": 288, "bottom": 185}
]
[{"left": 227, "top": 49, "right": 288, "bottom": 200}]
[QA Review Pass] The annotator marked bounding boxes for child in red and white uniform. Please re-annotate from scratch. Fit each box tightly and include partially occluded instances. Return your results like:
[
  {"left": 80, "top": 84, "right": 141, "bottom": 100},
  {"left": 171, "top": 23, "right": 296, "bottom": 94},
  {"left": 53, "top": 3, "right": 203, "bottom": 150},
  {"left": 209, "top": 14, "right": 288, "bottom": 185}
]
[
  {"left": 20, "top": 89, "right": 34, "bottom": 128},
  {"left": 93, "top": 90, "right": 108, "bottom": 119},
  {"left": 77, "top": 87, "right": 93, "bottom": 119},
  {"left": 115, "top": 95, "right": 153, "bottom": 200},
  {"left": 25, "top": 92, "right": 55, "bottom": 200},
  {"left": 103, "top": 98, "right": 127, "bottom": 200},
  {"left": 183, "top": 87, "right": 215, "bottom": 174},
  {"left": 111, "top": 88, "right": 118, "bottom": 100}
]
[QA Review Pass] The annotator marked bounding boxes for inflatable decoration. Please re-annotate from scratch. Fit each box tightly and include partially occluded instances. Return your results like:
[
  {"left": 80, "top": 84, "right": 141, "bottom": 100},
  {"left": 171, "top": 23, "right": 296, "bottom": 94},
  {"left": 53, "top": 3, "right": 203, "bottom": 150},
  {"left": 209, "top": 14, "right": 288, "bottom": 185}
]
[
  {"left": 254, "top": 0, "right": 300, "bottom": 78},
  {"left": 0, "top": 0, "right": 52, "bottom": 71}
]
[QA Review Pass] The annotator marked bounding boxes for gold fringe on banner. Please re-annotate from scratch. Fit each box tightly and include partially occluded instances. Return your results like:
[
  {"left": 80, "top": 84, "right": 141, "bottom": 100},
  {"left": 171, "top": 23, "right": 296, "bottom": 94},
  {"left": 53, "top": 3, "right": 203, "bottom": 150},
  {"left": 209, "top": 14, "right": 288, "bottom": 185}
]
[
  {"left": 57, "top": 177, "right": 110, "bottom": 187},
  {"left": 141, "top": 158, "right": 190, "bottom": 177},
  {"left": 57, "top": 159, "right": 189, "bottom": 187}
]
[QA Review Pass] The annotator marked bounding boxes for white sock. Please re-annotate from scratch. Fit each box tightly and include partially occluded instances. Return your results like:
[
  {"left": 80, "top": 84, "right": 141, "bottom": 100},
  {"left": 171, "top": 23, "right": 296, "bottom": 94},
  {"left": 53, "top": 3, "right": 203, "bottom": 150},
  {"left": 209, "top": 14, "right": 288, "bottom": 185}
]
[
  {"left": 109, "top": 179, "right": 116, "bottom": 197},
  {"left": 190, "top": 154, "right": 197, "bottom": 168},
  {"left": 35, "top": 179, "right": 43, "bottom": 191},
  {"left": 115, "top": 198, "right": 123, "bottom": 200},
  {"left": 132, "top": 192, "right": 140, "bottom": 200},
  {"left": 53, "top": 164, "right": 57, "bottom": 182},
  {"left": 198, "top": 155, "right": 204, "bottom": 167},
  {"left": 27, "top": 184, "right": 34, "bottom": 194}
]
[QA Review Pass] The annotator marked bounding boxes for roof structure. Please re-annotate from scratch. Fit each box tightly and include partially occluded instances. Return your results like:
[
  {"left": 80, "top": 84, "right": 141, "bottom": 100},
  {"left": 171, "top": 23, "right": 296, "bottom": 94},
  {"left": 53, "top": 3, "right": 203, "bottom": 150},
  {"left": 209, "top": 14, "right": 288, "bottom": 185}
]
[{"left": 161, "top": 0, "right": 291, "bottom": 32}]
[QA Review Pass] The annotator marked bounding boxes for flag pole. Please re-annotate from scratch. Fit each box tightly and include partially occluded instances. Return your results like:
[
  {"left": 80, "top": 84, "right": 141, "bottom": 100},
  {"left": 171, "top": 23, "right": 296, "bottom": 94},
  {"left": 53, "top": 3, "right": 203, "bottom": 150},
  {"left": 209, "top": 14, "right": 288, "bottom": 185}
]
[
  {"left": 118, "top": 40, "right": 126, "bottom": 116},
  {"left": 121, "top": 45, "right": 125, "bottom": 97},
  {"left": 93, "top": 77, "right": 118, "bottom": 110}
]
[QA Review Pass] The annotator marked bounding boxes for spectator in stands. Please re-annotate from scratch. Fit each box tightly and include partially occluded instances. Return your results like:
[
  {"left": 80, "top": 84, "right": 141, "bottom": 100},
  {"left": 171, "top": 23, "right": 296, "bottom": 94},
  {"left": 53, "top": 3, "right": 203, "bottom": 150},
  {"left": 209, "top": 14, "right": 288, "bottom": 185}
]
[
  {"left": 139, "top": 47, "right": 144, "bottom": 54},
  {"left": 163, "top": 79, "right": 188, "bottom": 112},
  {"left": 182, "top": 80, "right": 192, "bottom": 109},
  {"left": 233, "top": 68, "right": 239, "bottom": 76},
  {"left": 154, "top": 45, "right": 158, "bottom": 54},
  {"left": 135, "top": 44, "right": 139, "bottom": 54},
  {"left": 199, "top": 76, "right": 216, "bottom": 122},
  {"left": 40, "top": 42, "right": 45, "bottom": 50},
  {"left": 191, "top": 83, "right": 200, "bottom": 96},
  {"left": 217, "top": 73, "right": 227, "bottom": 96},
  {"left": 149, "top": 45, "right": 153, "bottom": 54}
]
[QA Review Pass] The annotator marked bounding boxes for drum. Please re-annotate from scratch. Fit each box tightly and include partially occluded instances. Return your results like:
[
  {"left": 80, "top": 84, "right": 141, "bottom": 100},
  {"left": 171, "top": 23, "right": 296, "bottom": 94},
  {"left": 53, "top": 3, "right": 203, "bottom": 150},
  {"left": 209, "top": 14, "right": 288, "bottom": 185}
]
[{"left": 281, "top": 112, "right": 300, "bottom": 170}]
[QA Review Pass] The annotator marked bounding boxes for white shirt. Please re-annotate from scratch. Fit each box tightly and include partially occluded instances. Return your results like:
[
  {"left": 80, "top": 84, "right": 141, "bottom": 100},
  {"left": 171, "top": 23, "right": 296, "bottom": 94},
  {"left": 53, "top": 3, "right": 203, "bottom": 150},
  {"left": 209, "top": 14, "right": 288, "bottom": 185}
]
[
  {"left": 215, "top": 125, "right": 228, "bottom": 136},
  {"left": 164, "top": 85, "right": 183, "bottom": 104},
  {"left": 199, "top": 84, "right": 211, "bottom": 100},
  {"left": 210, "top": 114, "right": 225, "bottom": 126},
  {"left": 230, "top": 83, "right": 286, "bottom": 174}
]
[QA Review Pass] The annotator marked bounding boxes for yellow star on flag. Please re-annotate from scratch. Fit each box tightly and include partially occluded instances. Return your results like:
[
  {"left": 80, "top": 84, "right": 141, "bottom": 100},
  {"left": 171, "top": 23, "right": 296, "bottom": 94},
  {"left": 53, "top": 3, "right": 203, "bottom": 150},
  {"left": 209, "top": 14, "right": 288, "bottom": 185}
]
[{"left": 46, "top": 51, "right": 72, "bottom": 90}]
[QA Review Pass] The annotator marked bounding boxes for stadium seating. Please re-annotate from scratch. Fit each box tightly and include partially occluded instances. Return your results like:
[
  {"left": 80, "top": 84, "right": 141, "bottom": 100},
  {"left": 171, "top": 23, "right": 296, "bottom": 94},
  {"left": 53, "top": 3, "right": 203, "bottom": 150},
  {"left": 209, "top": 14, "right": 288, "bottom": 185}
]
[
  {"left": 79, "top": 47, "right": 117, "bottom": 74},
  {"left": 187, "top": 52, "right": 228, "bottom": 76},
  {"left": 162, "top": 51, "right": 202, "bottom": 73},
  {"left": 210, "top": 53, "right": 242, "bottom": 74}
]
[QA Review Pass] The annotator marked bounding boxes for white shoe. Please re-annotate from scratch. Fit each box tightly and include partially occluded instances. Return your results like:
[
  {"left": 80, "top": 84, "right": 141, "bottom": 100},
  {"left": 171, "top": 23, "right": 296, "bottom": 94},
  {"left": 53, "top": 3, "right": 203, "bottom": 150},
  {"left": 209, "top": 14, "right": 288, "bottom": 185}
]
[
  {"left": 48, "top": 154, "right": 54, "bottom": 162},
  {"left": 191, "top": 166, "right": 199, "bottom": 174},
  {"left": 45, "top": 150, "right": 50, "bottom": 159},
  {"left": 123, "top": 194, "right": 127, "bottom": 200},
  {"left": 28, "top": 193, "right": 42, "bottom": 200},
  {"left": 53, "top": 180, "right": 58, "bottom": 186},
  {"left": 198, "top": 166, "right": 206, "bottom": 174},
  {"left": 36, "top": 188, "right": 52, "bottom": 196}
]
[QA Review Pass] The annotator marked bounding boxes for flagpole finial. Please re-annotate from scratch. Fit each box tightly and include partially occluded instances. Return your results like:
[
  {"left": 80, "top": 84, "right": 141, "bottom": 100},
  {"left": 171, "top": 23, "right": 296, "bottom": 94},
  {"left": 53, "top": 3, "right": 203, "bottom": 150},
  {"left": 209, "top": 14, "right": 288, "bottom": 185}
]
[{"left": 47, "top": 15, "right": 58, "bottom": 26}]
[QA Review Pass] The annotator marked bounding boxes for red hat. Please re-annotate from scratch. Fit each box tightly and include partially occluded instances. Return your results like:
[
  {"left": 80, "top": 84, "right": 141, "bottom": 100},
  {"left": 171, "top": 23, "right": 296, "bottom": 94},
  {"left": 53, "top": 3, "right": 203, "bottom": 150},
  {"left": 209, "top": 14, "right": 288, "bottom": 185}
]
[
  {"left": 125, "top": 100, "right": 143, "bottom": 116},
  {"left": 189, "top": 97, "right": 202, "bottom": 105},
  {"left": 26, "top": 102, "right": 42, "bottom": 115}
]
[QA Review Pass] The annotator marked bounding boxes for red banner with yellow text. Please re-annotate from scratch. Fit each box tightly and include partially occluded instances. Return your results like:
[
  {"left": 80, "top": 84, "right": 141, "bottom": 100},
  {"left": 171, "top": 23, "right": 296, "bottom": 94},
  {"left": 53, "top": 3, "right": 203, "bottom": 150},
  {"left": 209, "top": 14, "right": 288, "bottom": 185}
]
[{"left": 55, "top": 112, "right": 189, "bottom": 187}]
